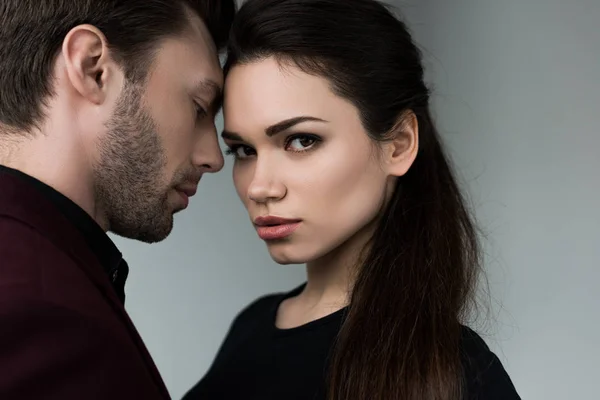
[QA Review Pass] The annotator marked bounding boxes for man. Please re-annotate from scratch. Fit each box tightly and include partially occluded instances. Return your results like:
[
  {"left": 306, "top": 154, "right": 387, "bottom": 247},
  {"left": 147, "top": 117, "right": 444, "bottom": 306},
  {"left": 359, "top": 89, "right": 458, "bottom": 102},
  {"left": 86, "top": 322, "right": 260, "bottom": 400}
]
[{"left": 0, "top": 1, "right": 235, "bottom": 398}]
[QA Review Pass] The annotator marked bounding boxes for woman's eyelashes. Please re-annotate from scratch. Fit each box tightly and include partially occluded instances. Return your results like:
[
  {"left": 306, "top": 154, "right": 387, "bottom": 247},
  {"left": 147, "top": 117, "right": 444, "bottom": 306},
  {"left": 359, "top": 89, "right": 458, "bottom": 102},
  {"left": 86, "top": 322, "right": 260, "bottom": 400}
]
[
  {"left": 224, "top": 144, "right": 256, "bottom": 159},
  {"left": 225, "top": 133, "right": 323, "bottom": 160},
  {"left": 285, "top": 134, "right": 321, "bottom": 152}
]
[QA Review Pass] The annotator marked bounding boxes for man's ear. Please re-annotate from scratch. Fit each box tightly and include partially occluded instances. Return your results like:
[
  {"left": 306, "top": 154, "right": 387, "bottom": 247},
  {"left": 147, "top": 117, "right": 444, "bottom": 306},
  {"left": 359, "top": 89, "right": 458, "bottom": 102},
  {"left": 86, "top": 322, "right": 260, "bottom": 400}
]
[
  {"left": 61, "top": 24, "right": 116, "bottom": 105},
  {"left": 382, "top": 110, "right": 419, "bottom": 177}
]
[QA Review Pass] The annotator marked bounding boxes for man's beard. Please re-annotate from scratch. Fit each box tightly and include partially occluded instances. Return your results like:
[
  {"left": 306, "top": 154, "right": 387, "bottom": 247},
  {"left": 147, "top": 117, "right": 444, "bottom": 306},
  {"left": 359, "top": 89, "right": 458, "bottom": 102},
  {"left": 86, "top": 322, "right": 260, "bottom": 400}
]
[{"left": 94, "top": 81, "right": 178, "bottom": 243}]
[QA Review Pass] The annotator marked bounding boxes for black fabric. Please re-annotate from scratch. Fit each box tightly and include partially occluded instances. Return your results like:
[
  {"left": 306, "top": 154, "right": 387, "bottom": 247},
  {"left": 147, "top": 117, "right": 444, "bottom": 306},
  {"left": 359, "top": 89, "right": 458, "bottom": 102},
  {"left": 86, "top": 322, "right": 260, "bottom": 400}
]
[
  {"left": 0, "top": 165, "right": 128, "bottom": 303},
  {"left": 184, "top": 284, "right": 521, "bottom": 400}
]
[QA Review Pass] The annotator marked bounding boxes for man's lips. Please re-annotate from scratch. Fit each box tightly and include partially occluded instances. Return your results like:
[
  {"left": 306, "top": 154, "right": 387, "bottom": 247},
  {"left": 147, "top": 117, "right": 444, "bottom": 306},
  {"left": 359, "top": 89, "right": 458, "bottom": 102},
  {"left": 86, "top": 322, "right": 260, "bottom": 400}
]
[{"left": 176, "top": 186, "right": 197, "bottom": 197}]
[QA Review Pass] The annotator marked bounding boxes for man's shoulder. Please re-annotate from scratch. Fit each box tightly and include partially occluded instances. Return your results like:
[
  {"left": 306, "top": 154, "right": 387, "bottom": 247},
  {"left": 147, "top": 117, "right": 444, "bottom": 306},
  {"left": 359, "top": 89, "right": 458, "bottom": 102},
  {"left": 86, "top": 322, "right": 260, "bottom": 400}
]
[
  {"left": 0, "top": 294, "right": 167, "bottom": 399},
  {"left": 0, "top": 214, "right": 77, "bottom": 269},
  {"left": 0, "top": 215, "right": 110, "bottom": 315},
  {"left": 0, "top": 212, "right": 63, "bottom": 251},
  {"left": 0, "top": 215, "right": 65, "bottom": 288}
]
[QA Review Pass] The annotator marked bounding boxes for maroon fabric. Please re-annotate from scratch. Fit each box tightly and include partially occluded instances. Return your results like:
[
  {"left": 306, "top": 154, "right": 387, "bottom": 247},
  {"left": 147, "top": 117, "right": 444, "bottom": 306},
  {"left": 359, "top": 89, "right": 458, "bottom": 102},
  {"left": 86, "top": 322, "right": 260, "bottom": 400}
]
[{"left": 0, "top": 171, "right": 170, "bottom": 399}]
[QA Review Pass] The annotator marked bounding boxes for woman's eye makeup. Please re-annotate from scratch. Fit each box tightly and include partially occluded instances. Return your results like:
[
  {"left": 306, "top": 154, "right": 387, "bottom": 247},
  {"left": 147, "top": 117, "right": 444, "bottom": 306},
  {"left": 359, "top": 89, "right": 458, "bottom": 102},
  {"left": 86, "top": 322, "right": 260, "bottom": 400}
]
[
  {"left": 224, "top": 133, "right": 323, "bottom": 160},
  {"left": 224, "top": 144, "right": 255, "bottom": 159},
  {"left": 284, "top": 134, "right": 321, "bottom": 152}
]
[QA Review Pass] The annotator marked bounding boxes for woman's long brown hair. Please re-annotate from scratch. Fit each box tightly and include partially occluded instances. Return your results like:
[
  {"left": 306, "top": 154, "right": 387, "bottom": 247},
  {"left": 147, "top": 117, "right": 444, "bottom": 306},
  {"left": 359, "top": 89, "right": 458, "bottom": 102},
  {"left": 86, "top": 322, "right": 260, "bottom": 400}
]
[{"left": 225, "top": 1, "right": 482, "bottom": 399}]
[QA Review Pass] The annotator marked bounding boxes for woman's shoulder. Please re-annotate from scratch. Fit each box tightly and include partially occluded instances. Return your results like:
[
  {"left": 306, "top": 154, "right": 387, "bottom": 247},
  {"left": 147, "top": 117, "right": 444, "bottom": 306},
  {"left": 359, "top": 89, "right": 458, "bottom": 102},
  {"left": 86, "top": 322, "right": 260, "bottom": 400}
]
[
  {"left": 230, "top": 284, "right": 305, "bottom": 330},
  {"left": 234, "top": 292, "right": 283, "bottom": 324},
  {"left": 459, "top": 325, "right": 521, "bottom": 399}
]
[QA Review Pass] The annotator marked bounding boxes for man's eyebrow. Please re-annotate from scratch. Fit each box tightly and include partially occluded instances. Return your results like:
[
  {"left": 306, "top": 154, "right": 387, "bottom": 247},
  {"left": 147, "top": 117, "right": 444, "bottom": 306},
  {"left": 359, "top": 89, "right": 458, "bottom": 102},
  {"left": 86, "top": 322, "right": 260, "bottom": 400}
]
[
  {"left": 194, "top": 79, "right": 223, "bottom": 114},
  {"left": 195, "top": 79, "right": 220, "bottom": 95}
]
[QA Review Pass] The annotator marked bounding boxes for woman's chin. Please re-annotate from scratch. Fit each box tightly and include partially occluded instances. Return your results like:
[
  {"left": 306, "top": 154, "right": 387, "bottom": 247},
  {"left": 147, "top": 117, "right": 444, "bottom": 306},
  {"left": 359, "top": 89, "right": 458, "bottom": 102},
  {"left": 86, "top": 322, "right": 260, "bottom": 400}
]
[
  {"left": 266, "top": 242, "right": 325, "bottom": 266},
  {"left": 267, "top": 248, "right": 303, "bottom": 265}
]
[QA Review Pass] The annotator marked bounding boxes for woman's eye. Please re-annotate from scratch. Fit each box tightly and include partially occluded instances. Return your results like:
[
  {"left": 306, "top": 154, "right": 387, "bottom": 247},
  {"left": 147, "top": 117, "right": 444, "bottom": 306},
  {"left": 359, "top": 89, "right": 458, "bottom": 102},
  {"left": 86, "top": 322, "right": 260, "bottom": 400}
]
[
  {"left": 225, "top": 145, "right": 255, "bottom": 160},
  {"left": 225, "top": 134, "right": 321, "bottom": 160},
  {"left": 286, "top": 135, "right": 319, "bottom": 151},
  {"left": 235, "top": 146, "right": 251, "bottom": 158}
]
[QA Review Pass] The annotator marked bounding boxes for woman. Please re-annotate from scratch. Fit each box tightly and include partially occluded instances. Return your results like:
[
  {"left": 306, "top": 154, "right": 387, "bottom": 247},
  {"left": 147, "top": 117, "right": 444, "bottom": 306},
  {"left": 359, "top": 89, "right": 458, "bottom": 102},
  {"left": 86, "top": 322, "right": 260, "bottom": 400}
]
[{"left": 185, "top": 0, "right": 520, "bottom": 399}]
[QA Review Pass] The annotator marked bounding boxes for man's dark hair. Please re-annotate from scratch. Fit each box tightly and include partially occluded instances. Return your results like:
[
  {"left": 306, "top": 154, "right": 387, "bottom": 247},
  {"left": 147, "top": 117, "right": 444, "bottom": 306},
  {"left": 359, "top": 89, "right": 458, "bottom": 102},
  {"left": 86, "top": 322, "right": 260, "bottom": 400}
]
[{"left": 0, "top": 0, "right": 236, "bottom": 134}]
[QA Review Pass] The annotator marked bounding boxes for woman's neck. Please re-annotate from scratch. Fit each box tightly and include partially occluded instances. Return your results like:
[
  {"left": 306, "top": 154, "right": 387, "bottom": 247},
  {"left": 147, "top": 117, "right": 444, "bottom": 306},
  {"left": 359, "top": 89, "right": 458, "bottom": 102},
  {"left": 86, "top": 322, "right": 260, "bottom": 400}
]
[{"left": 275, "top": 221, "right": 376, "bottom": 329}]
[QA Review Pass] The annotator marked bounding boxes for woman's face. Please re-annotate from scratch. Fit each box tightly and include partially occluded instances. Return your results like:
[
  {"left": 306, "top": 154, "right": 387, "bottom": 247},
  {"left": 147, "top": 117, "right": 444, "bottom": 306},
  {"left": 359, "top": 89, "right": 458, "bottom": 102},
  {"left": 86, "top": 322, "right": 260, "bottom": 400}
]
[{"left": 222, "top": 57, "right": 397, "bottom": 264}]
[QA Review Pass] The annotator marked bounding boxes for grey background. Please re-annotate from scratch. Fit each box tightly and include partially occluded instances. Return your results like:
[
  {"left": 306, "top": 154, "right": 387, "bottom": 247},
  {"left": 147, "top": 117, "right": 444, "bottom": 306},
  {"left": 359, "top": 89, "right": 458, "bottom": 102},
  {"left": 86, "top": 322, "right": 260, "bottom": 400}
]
[{"left": 112, "top": 0, "right": 600, "bottom": 398}]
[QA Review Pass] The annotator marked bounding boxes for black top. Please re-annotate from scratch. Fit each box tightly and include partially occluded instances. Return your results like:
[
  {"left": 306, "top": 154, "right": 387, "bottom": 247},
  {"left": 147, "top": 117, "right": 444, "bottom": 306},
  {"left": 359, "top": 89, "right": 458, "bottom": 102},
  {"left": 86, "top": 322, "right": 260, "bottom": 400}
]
[
  {"left": 0, "top": 165, "right": 129, "bottom": 303},
  {"left": 184, "top": 284, "right": 521, "bottom": 400}
]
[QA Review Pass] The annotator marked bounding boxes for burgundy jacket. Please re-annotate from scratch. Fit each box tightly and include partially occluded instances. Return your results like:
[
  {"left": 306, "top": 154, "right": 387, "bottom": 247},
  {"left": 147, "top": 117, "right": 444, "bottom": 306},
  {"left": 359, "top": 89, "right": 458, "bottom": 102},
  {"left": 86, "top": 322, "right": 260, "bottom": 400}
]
[{"left": 0, "top": 171, "right": 171, "bottom": 399}]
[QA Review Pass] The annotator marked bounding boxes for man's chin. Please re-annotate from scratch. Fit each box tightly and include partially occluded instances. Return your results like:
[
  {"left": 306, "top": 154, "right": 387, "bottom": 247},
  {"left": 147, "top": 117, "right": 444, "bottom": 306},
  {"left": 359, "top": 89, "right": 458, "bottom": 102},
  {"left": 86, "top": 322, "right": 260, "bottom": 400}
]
[
  {"left": 111, "top": 217, "right": 174, "bottom": 244},
  {"left": 172, "top": 206, "right": 186, "bottom": 215}
]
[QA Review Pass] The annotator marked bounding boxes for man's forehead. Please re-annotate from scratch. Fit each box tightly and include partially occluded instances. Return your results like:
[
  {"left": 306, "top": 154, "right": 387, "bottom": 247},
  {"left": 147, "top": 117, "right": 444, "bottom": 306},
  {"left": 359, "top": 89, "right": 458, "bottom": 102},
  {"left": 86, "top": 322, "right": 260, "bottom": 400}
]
[
  {"left": 153, "top": 35, "right": 221, "bottom": 78},
  {"left": 183, "top": 13, "right": 223, "bottom": 84},
  {"left": 157, "top": 18, "right": 224, "bottom": 84},
  {"left": 184, "top": 9, "right": 219, "bottom": 57}
]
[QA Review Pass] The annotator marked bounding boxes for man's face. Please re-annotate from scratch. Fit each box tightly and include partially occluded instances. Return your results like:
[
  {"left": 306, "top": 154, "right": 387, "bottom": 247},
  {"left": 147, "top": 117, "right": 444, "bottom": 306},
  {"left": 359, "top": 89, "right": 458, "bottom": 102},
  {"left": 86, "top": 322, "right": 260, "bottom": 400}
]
[{"left": 94, "top": 18, "right": 224, "bottom": 243}]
